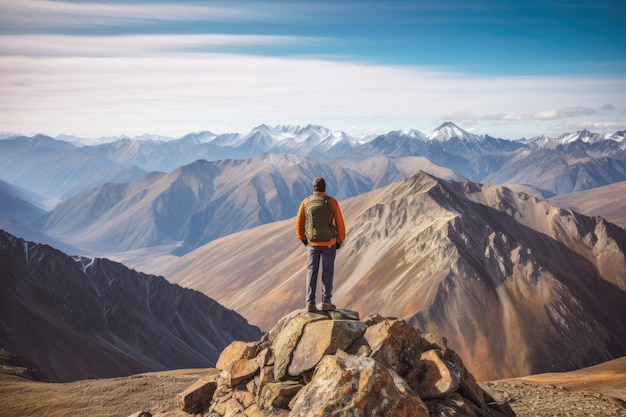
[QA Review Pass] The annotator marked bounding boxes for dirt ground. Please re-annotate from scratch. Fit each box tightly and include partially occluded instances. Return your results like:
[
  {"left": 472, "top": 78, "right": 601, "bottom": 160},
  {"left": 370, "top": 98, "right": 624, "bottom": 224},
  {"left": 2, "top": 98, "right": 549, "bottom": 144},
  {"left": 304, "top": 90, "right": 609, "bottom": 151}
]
[
  {"left": 482, "top": 357, "right": 626, "bottom": 417},
  {"left": 0, "top": 368, "right": 211, "bottom": 417},
  {"left": 1, "top": 360, "right": 625, "bottom": 417}
]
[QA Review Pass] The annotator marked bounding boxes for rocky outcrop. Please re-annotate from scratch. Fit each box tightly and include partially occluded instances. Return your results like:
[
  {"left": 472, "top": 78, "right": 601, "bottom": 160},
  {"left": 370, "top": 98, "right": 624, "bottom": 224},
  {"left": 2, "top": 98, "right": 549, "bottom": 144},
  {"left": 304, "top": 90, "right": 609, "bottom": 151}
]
[
  {"left": 176, "top": 309, "right": 515, "bottom": 416},
  {"left": 0, "top": 347, "right": 49, "bottom": 382}
]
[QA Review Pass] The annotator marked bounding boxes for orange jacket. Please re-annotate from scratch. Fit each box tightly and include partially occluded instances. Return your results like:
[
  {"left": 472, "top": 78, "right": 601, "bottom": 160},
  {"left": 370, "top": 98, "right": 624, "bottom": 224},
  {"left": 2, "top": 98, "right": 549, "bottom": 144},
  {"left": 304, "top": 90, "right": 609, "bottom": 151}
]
[{"left": 296, "top": 191, "right": 346, "bottom": 246}]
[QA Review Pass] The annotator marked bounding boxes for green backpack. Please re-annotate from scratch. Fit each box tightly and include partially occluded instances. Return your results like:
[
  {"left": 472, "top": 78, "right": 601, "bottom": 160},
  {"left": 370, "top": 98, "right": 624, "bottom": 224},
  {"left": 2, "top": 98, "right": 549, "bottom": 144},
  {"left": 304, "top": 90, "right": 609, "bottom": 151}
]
[{"left": 305, "top": 194, "right": 337, "bottom": 242}]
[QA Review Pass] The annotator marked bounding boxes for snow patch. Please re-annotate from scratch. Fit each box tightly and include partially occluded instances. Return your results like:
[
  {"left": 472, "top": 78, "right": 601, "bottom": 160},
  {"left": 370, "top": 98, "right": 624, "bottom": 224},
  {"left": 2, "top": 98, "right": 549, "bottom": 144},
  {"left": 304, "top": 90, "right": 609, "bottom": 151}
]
[{"left": 72, "top": 255, "right": 96, "bottom": 273}]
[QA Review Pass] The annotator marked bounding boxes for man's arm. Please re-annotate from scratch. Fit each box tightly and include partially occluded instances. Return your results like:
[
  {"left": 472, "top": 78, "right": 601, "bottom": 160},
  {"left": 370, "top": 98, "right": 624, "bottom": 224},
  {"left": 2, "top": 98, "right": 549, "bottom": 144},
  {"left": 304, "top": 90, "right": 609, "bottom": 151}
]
[{"left": 295, "top": 199, "right": 307, "bottom": 242}]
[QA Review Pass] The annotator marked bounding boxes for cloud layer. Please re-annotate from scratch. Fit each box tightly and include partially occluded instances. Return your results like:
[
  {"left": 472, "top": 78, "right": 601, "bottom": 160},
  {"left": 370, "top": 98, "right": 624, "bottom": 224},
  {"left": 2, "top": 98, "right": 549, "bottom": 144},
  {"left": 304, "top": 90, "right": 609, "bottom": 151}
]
[{"left": 1, "top": 0, "right": 624, "bottom": 138}]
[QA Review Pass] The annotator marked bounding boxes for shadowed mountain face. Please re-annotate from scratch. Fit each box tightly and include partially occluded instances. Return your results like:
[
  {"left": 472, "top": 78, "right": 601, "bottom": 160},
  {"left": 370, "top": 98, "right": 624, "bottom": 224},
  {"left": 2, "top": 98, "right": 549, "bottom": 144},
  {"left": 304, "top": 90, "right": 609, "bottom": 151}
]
[
  {"left": 160, "top": 172, "right": 626, "bottom": 381},
  {"left": 0, "top": 230, "right": 262, "bottom": 382},
  {"left": 0, "top": 180, "right": 45, "bottom": 224}
]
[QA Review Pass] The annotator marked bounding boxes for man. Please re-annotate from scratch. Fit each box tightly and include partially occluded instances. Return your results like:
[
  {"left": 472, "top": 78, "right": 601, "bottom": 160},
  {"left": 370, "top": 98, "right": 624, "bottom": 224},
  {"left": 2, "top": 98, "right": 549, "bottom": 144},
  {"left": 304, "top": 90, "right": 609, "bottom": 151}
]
[{"left": 296, "top": 177, "right": 346, "bottom": 312}]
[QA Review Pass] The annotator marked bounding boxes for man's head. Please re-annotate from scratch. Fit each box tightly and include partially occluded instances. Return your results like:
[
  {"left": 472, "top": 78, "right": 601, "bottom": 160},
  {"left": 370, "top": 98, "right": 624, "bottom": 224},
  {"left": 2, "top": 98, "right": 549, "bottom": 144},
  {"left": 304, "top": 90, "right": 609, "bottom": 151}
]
[{"left": 313, "top": 177, "right": 326, "bottom": 192}]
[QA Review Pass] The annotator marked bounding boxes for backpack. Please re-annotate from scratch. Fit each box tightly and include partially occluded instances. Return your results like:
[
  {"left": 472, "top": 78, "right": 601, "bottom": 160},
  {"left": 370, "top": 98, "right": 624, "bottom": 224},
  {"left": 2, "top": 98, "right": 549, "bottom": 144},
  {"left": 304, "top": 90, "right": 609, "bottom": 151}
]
[{"left": 305, "top": 194, "right": 337, "bottom": 242}]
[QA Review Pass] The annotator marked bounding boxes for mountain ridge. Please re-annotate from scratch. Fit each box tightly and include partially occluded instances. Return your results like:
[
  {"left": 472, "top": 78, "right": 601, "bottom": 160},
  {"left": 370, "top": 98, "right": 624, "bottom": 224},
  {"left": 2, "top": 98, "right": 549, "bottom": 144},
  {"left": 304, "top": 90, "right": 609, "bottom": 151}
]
[
  {"left": 2, "top": 122, "right": 625, "bottom": 206},
  {"left": 158, "top": 171, "right": 626, "bottom": 381},
  {"left": 0, "top": 230, "right": 262, "bottom": 382},
  {"left": 34, "top": 155, "right": 460, "bottom": 255}
]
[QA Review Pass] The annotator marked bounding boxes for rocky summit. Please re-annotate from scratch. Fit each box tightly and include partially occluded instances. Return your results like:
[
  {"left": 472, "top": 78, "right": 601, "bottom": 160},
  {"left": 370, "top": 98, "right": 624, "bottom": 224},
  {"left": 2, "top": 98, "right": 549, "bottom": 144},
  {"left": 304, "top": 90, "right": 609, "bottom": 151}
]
[{"left": 172, "top": 309, "right": 515, "bottom": 417}]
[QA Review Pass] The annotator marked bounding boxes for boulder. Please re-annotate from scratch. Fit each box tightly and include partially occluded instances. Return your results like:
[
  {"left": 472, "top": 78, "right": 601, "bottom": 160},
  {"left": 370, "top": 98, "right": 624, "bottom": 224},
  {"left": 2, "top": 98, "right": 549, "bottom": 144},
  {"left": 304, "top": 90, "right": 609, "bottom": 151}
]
[
  {"left": 228, "top": 358, "right": 261, "bottom": 387},
  {"left": 259, "top": 381, "right": 304, "bottom": 410},
  {"left": 271, "top": 313, "right": 327, "bottom": 381},
  {"left": 177, "top": 372, "right": 219, "bottom": 413},
  {"left": 416, "top": 349, "right": 463, "bottom": 399},
  {"left": 289, "top": 350, "right": 429, "bottom": 417},
  {"left": 288, "top": 319, "right": 367, "bottom": 376},
  {"left": 352, "top": 318, "right": 432, "bottom": 390},
  {"left": 216, "top": 340, "right": 261, "bottom": 370}
]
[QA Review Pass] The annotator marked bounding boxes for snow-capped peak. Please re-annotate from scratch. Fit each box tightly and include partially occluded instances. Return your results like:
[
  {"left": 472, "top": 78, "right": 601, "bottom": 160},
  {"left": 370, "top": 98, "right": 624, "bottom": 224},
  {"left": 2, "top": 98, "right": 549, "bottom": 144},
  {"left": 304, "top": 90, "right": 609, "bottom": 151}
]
[
  {"left": 554, "top": 129, "right": 606, "bottom": 145},
  {"left": 428, "top": 122, "right": 478, "bottom": 141},
  {"left": 381, "top": 129, "right": 426, "bottom": 140},
  {"left": 607, "top": 130, "right": 626, "bottom": 143}
]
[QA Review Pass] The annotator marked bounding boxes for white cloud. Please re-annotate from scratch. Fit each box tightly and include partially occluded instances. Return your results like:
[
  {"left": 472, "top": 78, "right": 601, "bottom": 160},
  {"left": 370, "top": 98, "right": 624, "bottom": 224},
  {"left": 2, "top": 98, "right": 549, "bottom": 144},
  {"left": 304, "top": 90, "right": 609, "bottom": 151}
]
[
  {"left": 0, "top": 33, "right": 624, "bottom": 137},
  {"left": 0, "top": 0, "right": 255, "bottom": 28},
  {"left": 482, "top": 104, "right": 618, "bottom": 123},
  {"left": 547, "top": 121, "right": 626, "bottom": 133},
  {"left": 0, "top": 34, "right": 306, "bottom": 57},
  {"left": 532, "top": 106, "right": 597, "bottom": 120}
]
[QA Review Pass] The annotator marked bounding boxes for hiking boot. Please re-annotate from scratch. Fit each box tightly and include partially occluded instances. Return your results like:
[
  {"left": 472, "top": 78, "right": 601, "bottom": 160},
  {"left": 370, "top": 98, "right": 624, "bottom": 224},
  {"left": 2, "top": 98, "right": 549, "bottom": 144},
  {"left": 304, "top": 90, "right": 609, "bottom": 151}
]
[
  {"left": 321, "top": 303, "right": 336, "bottom": 311},
  {"left": 307, "top": 303, "right": 317, "bottom": 312}
]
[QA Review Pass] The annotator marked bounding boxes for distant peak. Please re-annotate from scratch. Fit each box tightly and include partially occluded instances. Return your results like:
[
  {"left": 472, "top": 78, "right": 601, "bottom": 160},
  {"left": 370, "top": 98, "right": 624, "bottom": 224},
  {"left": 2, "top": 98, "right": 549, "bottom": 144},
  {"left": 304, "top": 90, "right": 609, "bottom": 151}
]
[
  {"left": 428, "top": 122, "right": 476, "bottom": 141},
  {"left": 252, "top": 123, "right": 274, "bottom": 132},
  {"left": 436, "top": 121, "right": 459, "bottom": 129}
]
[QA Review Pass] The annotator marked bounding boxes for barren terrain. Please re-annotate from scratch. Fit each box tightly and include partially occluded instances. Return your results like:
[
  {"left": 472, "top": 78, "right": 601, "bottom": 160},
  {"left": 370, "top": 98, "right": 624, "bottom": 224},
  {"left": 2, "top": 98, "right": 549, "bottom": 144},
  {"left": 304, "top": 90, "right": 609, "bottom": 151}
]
[{"left": 1, "top": 357, "right": 625, "bottom": 417}]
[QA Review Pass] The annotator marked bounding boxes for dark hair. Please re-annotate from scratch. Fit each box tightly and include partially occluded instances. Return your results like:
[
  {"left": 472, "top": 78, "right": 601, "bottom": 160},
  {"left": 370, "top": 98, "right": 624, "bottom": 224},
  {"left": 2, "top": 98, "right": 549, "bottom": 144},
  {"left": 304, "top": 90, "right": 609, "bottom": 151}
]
[{"left": 313, "top": 177, "right": 326, "bottom": 192}]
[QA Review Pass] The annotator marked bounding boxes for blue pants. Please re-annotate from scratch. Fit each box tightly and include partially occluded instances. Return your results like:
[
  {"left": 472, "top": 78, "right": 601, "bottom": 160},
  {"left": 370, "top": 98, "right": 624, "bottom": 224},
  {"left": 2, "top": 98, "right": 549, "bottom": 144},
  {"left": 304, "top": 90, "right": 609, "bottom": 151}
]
[{"left": 306, "top": 244, "right": 336, "bottom": 305}]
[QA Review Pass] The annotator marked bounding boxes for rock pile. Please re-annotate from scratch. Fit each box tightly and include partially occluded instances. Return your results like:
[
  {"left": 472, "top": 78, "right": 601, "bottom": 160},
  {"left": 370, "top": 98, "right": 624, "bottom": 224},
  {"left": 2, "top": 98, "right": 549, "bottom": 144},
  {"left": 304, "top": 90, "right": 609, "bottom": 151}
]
[{"left": 177, "top": 309, "right": 515, "bottom": 416}]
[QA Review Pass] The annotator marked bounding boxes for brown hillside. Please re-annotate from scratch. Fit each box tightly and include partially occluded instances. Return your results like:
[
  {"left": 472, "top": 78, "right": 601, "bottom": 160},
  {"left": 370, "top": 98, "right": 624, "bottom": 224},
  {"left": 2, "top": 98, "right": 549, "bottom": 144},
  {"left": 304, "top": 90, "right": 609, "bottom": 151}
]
[{"left": 159, "top": 172, "right": 626, "bottom": 381}]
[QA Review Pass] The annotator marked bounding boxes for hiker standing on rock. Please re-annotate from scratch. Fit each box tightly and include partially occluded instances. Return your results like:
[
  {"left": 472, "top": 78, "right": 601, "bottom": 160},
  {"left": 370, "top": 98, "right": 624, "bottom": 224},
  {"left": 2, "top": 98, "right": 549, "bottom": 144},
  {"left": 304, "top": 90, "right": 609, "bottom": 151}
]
[{"left": 296, "top": 177, "right": 346, "bottom": 313}]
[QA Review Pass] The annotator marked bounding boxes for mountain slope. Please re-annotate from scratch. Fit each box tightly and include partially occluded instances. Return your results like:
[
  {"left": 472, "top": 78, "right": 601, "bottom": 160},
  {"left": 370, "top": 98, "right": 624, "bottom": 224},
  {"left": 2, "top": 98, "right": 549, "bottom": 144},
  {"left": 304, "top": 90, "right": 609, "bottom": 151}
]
[
  {"left": 0, "top": 135, "right": 146, "bottom": 201},
  {"left": 0, "top": 180, "right": 80, "bottom": 255},
  {"left": 159, "top": 171, "right": 626, "bottom": 381},
  {"left": 0, "top": 230, "right": 262, "bottom": 382},
  {"left": 484, "top": 145, "right": 626, "bottom": 194},
  {"left": 35, "top": 155, "right": 460, "bottom": 255},
  {"left": 0, "top": 180, "right": 46, "bottom": 223},
  {"left": 549, "top": 180, "right": 626, "bottom": 228}
]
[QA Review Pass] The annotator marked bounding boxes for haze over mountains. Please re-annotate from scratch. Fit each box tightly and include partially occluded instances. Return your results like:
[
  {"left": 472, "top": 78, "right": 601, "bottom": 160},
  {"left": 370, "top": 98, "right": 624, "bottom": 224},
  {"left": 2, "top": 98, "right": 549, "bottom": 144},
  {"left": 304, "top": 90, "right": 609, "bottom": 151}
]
[
  {"left": 2, "top": 122, "right": 625, "bottom": 257},
  {"left": 32, "top": 155, "right": 459, "bottom": 255},
  {"left": 2, "top": 122, "right": 625, "bottom": 200},
  {"left": 1, "top": 121, "right": 626, "bottom": 385}
]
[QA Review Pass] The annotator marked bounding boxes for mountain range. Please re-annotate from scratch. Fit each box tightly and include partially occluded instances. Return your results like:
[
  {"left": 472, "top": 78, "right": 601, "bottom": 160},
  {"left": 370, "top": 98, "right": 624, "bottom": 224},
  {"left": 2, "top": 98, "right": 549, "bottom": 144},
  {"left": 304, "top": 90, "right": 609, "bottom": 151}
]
[
  {"left": 31, "top": 154, "right": 459, "bottom": 255},
  {"left": 2, "top": 122, "right": 625, "bottom": 258},
  {"left": 155, "top": 171, "right": 626, "bottom": 381},
  {"left": 2, "top": 123, "right": 625, "bottom": 202},
  {"left": 2, "top": 121, "right": 626, "bottom": 385},
  {"left": 0, "top": 230, "right": 262, "bottom": 382}
]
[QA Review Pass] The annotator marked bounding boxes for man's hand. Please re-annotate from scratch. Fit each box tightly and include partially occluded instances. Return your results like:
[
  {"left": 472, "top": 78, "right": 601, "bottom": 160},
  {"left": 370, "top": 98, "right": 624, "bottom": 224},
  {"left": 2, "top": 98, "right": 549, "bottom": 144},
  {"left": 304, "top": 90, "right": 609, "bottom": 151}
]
[
  {"left": 301, "top": 239, "right": 308, "bottom": 246},
  {"left": 336, "top": 241, "right": 342, "bottom": 250}
]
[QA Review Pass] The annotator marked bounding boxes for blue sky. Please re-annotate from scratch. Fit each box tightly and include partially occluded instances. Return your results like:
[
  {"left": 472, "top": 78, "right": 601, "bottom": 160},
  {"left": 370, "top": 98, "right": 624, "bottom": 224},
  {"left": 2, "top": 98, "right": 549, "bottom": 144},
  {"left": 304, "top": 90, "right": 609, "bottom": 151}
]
[{"left": 1, "top": 0, "right": 625, "bottom": 139}]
